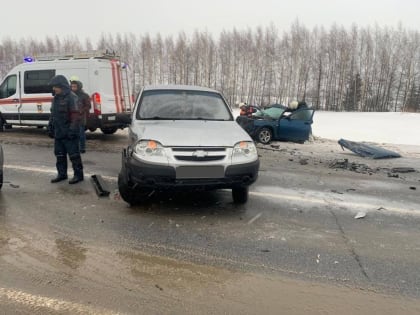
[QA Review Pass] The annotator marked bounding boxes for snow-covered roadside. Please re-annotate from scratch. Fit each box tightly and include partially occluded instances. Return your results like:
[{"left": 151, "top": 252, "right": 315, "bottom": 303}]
[{"left": 312, "top": 111, "right": 420, "bottom": 146}]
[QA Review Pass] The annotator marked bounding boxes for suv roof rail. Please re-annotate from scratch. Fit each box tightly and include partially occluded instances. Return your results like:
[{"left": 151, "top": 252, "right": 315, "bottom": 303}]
[{"left": 34, "top": 49, "right": 120, "bottom": 61}]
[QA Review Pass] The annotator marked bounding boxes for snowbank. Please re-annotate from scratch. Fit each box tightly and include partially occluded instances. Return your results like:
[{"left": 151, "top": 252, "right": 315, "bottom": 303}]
[{"left": 312, "top": 111, "right": 420, "bottom": 146}]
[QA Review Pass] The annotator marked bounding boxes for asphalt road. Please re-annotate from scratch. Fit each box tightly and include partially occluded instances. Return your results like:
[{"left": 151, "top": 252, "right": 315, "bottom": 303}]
[{"left": 1, "top": 128, "right": 420, "bottom": 314}]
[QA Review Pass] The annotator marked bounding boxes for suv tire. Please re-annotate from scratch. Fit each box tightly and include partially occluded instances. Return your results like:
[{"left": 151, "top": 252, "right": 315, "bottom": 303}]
[
  {"left": 118, "top": 171, "right": 137, "bottom": 206},
  {"left": 232, "top": 186, "right": 249, "bottom": 204}
]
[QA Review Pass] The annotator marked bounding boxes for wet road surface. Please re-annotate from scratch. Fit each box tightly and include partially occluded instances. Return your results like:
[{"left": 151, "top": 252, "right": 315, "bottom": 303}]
[{"left": 1, "top": 128, "right": 420, "bottom": 314}]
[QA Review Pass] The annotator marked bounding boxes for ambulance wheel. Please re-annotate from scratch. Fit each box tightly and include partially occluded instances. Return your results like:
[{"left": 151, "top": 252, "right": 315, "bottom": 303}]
[{"left": 101, "top": 127, "right": 118, "bottom": 135}]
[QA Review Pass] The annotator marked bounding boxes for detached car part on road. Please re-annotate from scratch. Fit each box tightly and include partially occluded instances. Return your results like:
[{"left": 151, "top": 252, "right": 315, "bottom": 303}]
[
  {"left": 236, "top": 104, "right": 315, "bottom": 144},
  {"left": 118, "top": 85, "right": 260, "bottom": 205},
  {"left": 0, "top": 144, "right": 3, "bottom": 190}
]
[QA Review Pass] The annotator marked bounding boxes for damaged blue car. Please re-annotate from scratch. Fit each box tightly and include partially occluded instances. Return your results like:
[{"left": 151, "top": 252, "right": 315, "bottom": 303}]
[{"left": 236, "top": 104, "right": 315, "bottom": 144}]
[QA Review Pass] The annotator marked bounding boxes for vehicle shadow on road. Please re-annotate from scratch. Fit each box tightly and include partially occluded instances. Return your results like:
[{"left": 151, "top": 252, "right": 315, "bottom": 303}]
[{"left": 122, "top": 190, "right": 248, "bottom": 218}]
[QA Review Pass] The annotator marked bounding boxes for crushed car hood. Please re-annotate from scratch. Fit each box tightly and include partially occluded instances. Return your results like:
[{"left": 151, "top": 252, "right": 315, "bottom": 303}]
[{"left": 129, "top": 120, "right": 252, "bottom": 147}]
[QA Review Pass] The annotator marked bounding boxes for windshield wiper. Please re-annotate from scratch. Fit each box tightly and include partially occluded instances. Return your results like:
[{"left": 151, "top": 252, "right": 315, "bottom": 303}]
[
  {"left": 140, "top": 116, "right": 172, "bottom": 120},
  {"left": 178, "top": 117, "right": 229, "bottom": 121}
]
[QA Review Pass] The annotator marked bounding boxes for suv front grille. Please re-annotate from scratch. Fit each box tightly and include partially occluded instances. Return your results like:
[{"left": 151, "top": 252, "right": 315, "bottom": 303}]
[
  {"left": 172, "top": 147, "right": 227, "bottom": 162},
  {"left": 176, "top": 155, "right": 225, "bottom": 162}
]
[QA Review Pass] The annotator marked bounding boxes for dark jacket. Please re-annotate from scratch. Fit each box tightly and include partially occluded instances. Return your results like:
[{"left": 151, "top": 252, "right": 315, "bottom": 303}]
[
  {"left": 72, "top": 81, "right": 91, "bottom": 126},
  {"left": 49, "top": 75, "right": 80, "bottom": 140}
]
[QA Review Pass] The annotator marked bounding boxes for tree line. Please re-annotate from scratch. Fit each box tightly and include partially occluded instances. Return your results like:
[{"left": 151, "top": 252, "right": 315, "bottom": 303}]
[{"left": 1, "top": 22, "right": 419, "bottom": 112}]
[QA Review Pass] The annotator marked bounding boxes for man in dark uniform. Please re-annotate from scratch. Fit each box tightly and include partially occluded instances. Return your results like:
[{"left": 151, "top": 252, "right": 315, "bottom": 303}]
[
  {"left": 70, "top": 76, "right": 91, "bottom": 153},
  {"left": 48, "top": 75, "right": 84, "bottom": 184}
]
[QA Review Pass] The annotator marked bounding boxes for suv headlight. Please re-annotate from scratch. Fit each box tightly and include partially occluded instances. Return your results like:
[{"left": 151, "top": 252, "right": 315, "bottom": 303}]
[
  {"left": 232, "top": 141, "right": 258, "bottom": 163},
  {"left": 133, "top": 140, "right": 168, "bottom": 164}
]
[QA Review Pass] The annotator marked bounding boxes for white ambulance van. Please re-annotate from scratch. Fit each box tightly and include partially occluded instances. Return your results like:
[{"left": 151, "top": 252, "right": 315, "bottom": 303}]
[{"left": 0, "top": 50, "right": 132, "bottom": 134}]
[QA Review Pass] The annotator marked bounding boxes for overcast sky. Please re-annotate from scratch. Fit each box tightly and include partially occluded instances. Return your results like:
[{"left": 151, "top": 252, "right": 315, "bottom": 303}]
[{"left": 2, "top": 0, "right": 419, "bottom": 43}]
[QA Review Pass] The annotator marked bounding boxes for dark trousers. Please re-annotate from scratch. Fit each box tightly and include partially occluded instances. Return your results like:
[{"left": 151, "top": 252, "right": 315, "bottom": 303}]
[
  {"left": 80, "top": 125, "right": 86, "bottom": 151},
  {"left": 54, "top": 137, "right": 83, "bottom": 178}
]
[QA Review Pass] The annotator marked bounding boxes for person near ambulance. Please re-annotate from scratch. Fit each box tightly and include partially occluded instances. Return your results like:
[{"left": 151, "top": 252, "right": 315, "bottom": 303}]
[
  {"left": 70, "top": 76, "right": 91, "bottom": 153},
  {"left": 48, "top": 75, "right": 84, "bottom": 184}
]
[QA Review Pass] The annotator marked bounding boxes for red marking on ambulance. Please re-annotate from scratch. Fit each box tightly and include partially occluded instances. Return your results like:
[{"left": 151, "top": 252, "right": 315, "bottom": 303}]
[
  {"left": 111, "top": 60, "right": 122, "bottom": 112},
  {"left": 0, "top": 97, "right": 53, "bottom": 106}
]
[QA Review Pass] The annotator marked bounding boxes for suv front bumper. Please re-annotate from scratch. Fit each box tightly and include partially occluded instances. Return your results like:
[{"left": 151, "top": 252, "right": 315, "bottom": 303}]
[{"left": 122, "top": 149, "right": 259, "bottom": 190}]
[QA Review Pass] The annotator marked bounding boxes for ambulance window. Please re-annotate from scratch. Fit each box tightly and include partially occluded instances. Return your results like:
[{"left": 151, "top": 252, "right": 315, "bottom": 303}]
[
  {"left": 24, "top": 70, "right": 55, "bottom": 94},
  {"left": 0, "top": 75, "right": 17, "bottom": 99}
]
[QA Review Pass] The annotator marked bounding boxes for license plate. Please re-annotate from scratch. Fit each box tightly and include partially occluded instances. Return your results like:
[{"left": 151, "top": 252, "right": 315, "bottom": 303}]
[
  {"left": 108, "top": 115, "right": 116, "bottom": 121},
  {"left": 176, "top": 166, "right": 224, "bottom": 179}
]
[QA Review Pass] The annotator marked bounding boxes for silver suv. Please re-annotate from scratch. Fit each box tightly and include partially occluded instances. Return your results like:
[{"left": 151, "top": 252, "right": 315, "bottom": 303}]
[{"left": 118, "top": 85, "right": 259, "bottom": 205}]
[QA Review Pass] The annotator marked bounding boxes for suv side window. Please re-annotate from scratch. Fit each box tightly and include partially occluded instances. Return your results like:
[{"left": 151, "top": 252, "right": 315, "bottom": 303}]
[
  {"left": 24, "top": 70, "right": 55, "bottom": 94},
  {"left": 0, "top": 75, "right": 17, "bottom": 99}
]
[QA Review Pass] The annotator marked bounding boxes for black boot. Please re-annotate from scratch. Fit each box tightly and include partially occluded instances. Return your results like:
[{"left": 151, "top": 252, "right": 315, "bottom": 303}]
[
  {"left": 69, "top": 155, "right": 84, "bottom": 184},
  {"left": 51, "top": 155, "right": 68, "bottom": 183}
]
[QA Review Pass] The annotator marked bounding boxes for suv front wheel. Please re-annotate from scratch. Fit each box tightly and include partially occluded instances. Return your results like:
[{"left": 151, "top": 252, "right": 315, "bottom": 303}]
[
  {"left": 232, "top": 186, "right": 249, "bottom": 204},
  {"left": 118, "top": 167, "right": 155, "bottom": 206},
  {"left": 118, "top": 171, "right": 137, "bottom": 205}
]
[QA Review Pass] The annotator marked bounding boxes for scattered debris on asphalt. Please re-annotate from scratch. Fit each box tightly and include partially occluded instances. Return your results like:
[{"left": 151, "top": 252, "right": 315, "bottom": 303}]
[
  {"left": 391, "top": 167, "right": 416, "bottom": 173},
  {"left": 354, "top": 211, "right": 367, "bottom": 219},
  {"left": 329, "top": 159, "right": 376, "bottom": 174},
  {"left": 299, "top": 158, "right": 309, "bottom": 165}
]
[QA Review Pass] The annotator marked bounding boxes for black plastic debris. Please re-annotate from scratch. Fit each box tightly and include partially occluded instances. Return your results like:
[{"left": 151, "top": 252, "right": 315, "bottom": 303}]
[
  {"left": 391, "top": 167, "right": 416, "bottom": 173},
  {"left": 338, "top": 139, "right": 401, "bottom": 159},
  {"left": 91, "top": 174, "right": 110, "bottom": 197}
]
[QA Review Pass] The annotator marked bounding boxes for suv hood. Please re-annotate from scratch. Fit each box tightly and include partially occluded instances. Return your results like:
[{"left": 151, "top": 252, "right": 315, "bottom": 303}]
[{"left": 130, "top": 120, "right": 252, "bottom": 147}]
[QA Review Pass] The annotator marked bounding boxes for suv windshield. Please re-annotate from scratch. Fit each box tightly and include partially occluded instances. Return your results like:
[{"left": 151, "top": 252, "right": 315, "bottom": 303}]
[{"left": 137, "top": 90, "right": 233, "bottom": 121}]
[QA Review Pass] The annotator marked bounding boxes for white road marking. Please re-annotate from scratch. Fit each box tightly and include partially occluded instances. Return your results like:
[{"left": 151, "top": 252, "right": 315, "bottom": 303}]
[
  {"left": 5, "top": 164, "right": 420, "bottom": 217},
  {"left": 247, "top": 212, "right": 262, "bottom": 224},
  {"left": 0, "top": 287, "right": 121, "bottom": 315},
  {"left": 5, "top": 164, "right": 116, "bottom": 181}
]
